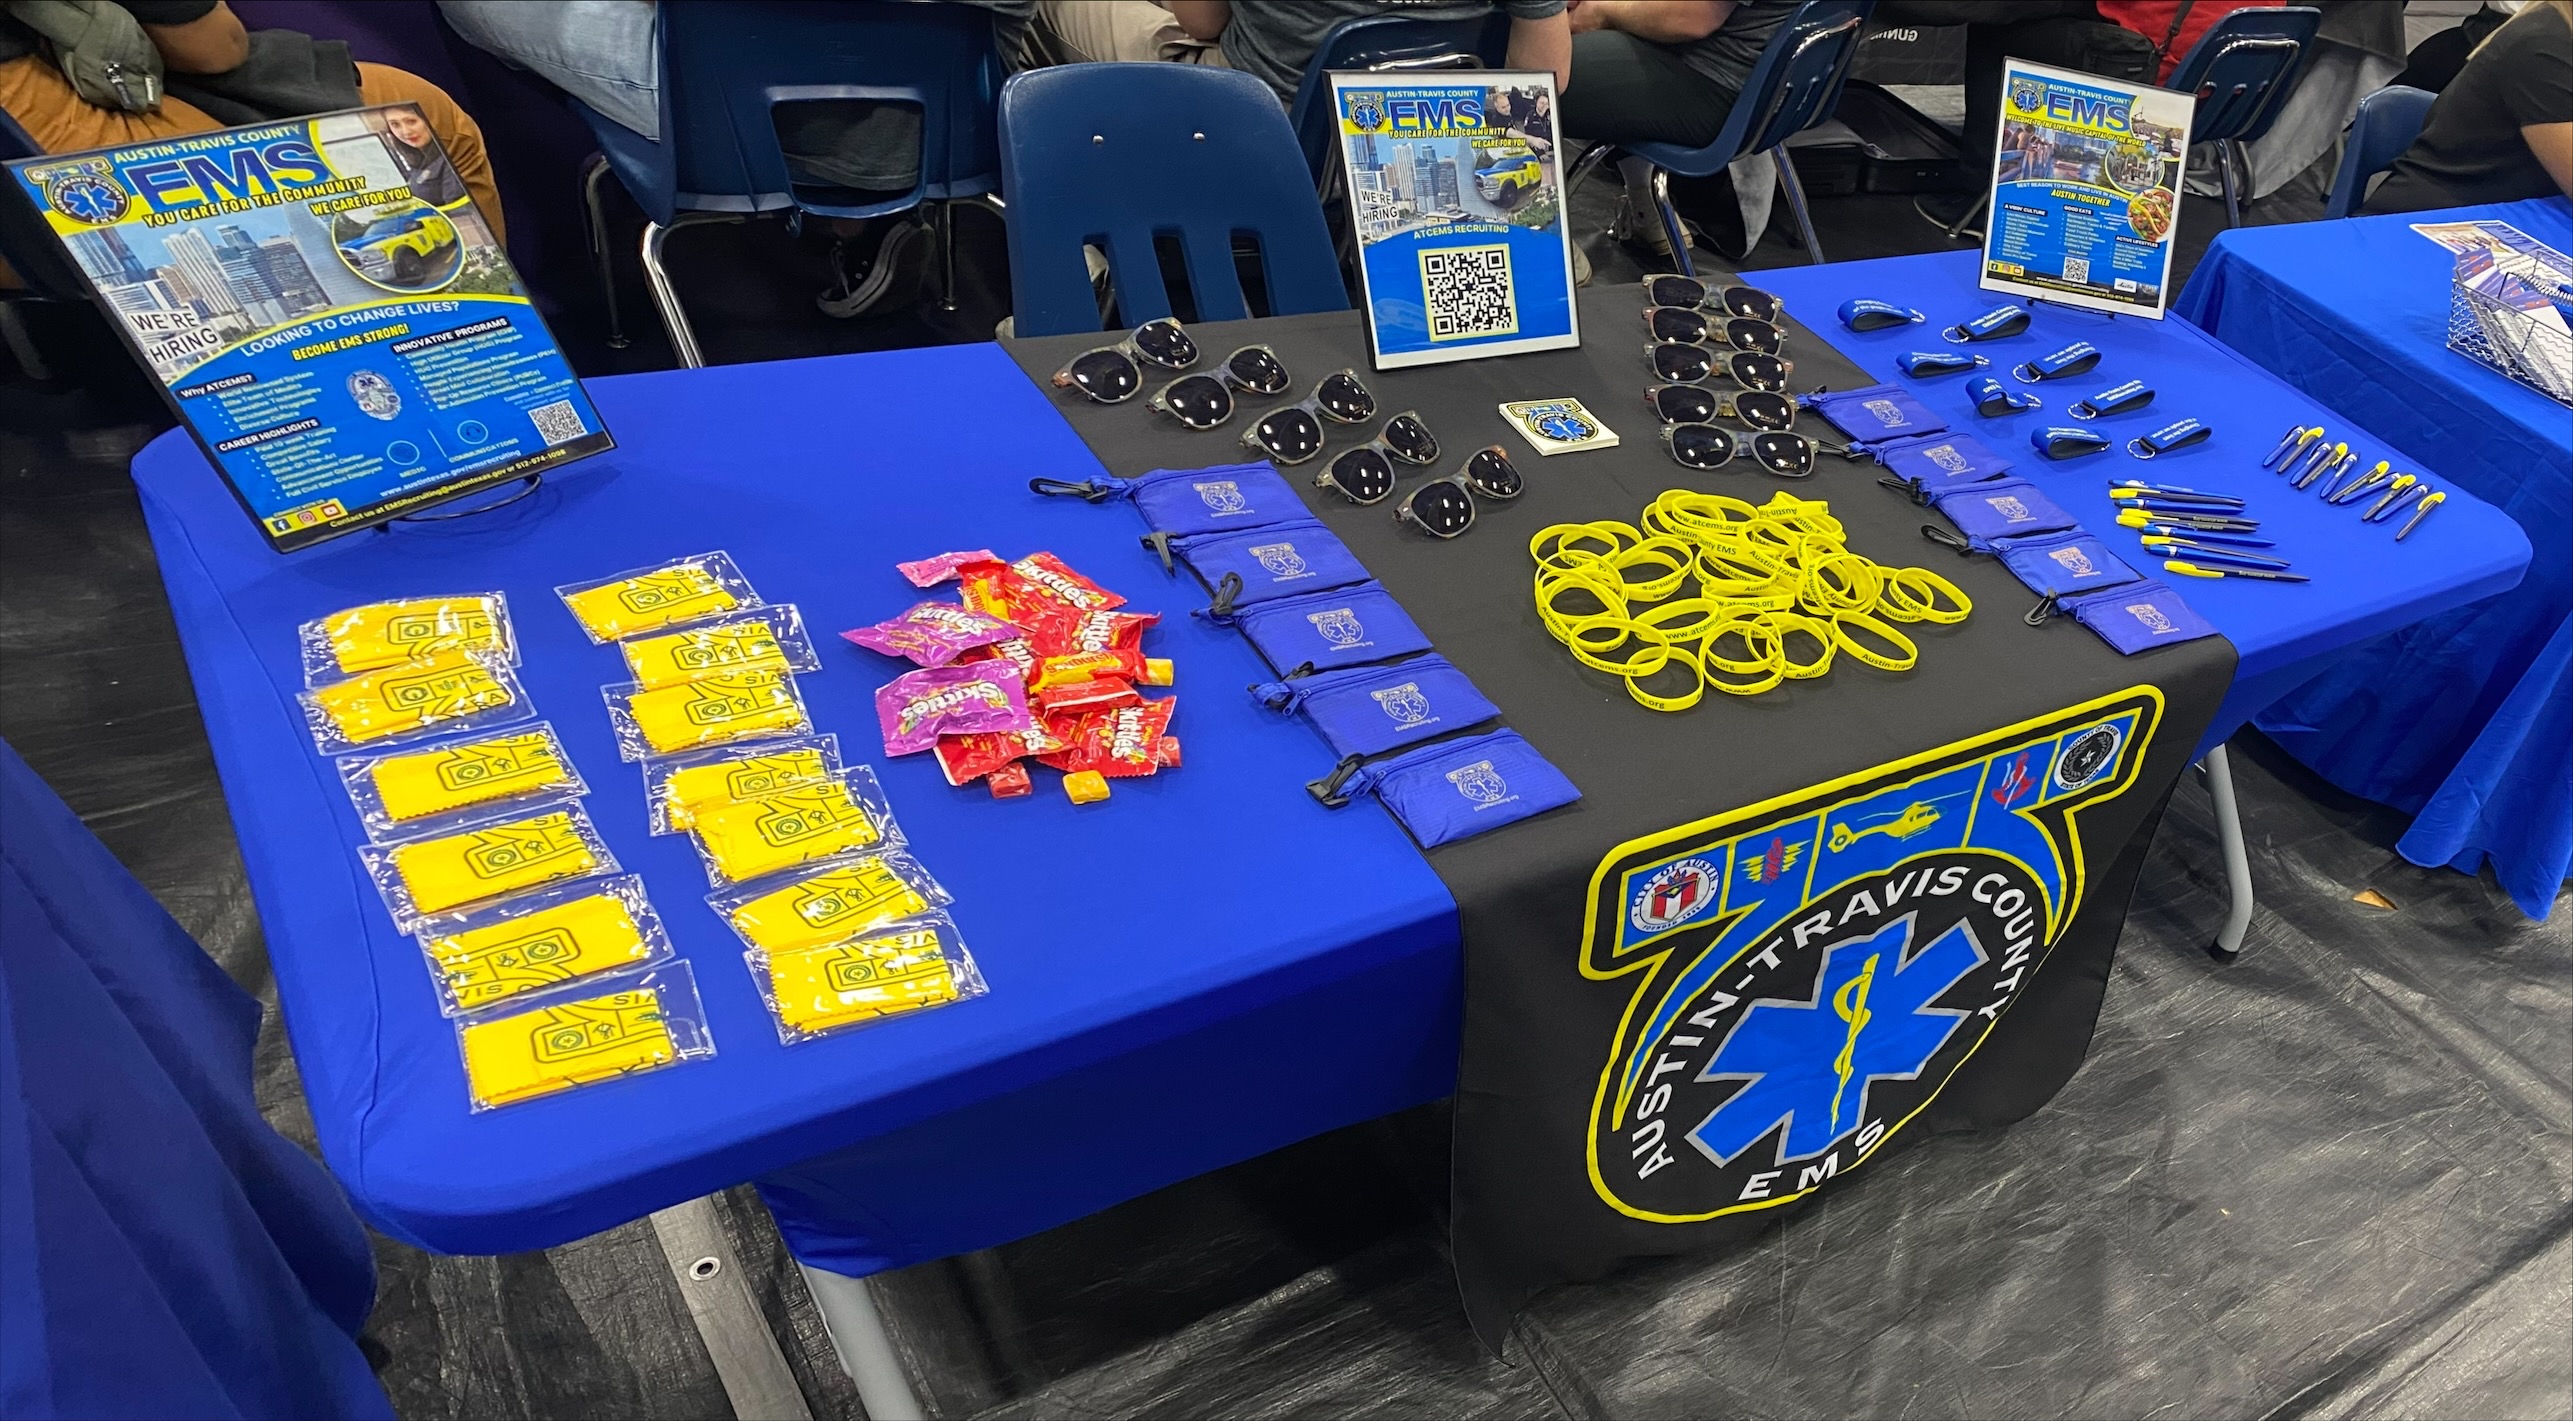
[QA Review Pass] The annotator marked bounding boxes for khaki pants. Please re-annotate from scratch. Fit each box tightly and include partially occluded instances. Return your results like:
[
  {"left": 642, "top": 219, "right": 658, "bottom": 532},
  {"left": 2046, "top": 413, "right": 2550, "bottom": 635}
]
[{"left": 1032, "top": 0, "right": 1228, "bottom": 66}]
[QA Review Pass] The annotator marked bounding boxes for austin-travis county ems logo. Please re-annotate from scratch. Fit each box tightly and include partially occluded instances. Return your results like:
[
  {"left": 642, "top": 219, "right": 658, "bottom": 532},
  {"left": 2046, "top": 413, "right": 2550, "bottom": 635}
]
[
  {"left": 39, "top": 159, "right": 130, "bottom": 224},
  {"left": 1309, "top": 607, "right": 1365, "bottom": 647},
  {"left": 1194, "top": 480, "right": 1247, "bottom": 514},
  {"left": 1580, "top": 688, "right": 2163, "bottom": 1223}
]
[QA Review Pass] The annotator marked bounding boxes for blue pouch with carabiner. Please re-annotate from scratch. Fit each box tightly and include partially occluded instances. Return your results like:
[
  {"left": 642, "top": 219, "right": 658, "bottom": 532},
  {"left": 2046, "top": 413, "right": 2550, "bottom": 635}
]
[
  {"left": 1252, "top": 654, "right": 1499, "bottom": 758},
  {"left": 1172, "top": 518, "right": 1370, "bottom": 612},
  {"left": 1031, "top": 461, "right": 1305, "bottom": 539},
  {"left": 1994, "top": 529, "right": 2143, "bottom": 599},
  {"left": 1871, "top": 431, "right": 2016, "bottom": 488},
  {"left": 2057, "top": 579, "right": 2221, "bottom": 655},
  {"left": 1925, "top": 477, "right": 2079, "bottom": 553},
  {"left": 1223, "top": 582, "right": 1435, "bottom": 672},
  {"left": 1310, "top": 728, "right": 1580, "bottom": 848},
  {"left": 1806, "top": 384, "right": 1947, "bottom": 443}
]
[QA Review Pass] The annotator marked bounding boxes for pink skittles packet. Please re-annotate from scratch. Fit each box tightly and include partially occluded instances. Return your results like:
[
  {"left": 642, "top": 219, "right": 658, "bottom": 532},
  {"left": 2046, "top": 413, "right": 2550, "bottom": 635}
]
[
  {"left": 843, "top": 602, "right": 1019, "bottom": 668},
  {"left": 877, "top": 663, "right": 1032, "bottom": 755},
  {"left": 897, "top": 550, "right": 1004, "bottom": 588}
]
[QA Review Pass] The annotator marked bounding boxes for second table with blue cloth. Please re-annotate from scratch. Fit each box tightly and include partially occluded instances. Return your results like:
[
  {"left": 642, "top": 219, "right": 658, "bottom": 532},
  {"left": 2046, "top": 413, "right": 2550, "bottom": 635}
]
[{"left": 2174, "top": 196, "right": 2571, "bottom": 916}]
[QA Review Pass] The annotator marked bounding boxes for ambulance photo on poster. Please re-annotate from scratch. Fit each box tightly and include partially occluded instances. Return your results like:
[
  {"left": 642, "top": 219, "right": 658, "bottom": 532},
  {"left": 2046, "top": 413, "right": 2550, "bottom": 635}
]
[
  {"left": 1330, "top": 72, "right": 1579, "bottom": 369},
  {"left": 1978, "top": 59, "right": 2194, "bottom": 318},
  {"left": 8, "top": 104, "right": 610, "bottom": 551}
]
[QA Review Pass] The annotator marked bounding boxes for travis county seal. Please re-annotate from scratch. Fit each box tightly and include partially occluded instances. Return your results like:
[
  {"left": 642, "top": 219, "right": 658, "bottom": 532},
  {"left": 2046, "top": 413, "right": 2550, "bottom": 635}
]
[{"left": 1580, "top": 686, "right": 2164, "bottom": 1223}]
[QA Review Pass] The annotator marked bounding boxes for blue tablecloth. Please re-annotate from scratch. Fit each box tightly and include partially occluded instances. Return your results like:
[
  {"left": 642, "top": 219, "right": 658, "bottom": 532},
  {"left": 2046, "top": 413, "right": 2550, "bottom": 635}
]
[
  {"left": 1747, "top": 251, "right": 2532, "bottom": 767},
  {"left": 130, "top": 343, "right": 1461, "bottom": 1270},
  {"left": 1, "top": 739, "right": 390, "bottom": 1419},
  {"left": 2174, "top": 198, "right": 2570, "bottom": 916}
]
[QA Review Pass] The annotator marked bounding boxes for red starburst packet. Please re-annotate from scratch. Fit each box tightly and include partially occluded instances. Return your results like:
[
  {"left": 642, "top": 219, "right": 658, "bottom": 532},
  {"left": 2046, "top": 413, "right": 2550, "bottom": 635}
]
[
  {"left": 1036, "top": 676, "right": 1143, "bottom": 716},
  {"left": 877, "top": 663, "right": 1031, "bottom": 756},
  {"left": 897, "top": 550, "right": 1003, "bottom": 588},
  {"left": 1154, "top": 736, "right": 1182, "bottom": 768},
  {"left": 843, "top": 602, "right": 1019, "bottom": 668},
  {"left": 988, "top": 762, "right": 1033, "bottom": 798},
  {"left": 1007, "top": 552, "right": 1125, "bottom": 613}
]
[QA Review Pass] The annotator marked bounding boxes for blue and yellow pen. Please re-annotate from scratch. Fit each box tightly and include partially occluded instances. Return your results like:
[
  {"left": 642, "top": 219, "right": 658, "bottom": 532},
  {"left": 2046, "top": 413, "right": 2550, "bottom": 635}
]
[
  {"left": 2166, "top": 559, "right": 2309, "bottom": 583},
  {"left": 2138, "top": 535, "right": 2289, "bottom": 568}
]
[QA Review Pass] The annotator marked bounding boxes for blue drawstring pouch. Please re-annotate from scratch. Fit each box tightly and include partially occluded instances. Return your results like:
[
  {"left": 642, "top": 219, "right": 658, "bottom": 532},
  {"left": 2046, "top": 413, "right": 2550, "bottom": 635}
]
[
  {"left": 1223, "top": 582, "right": 1435, "bottom": 672},
  {"left": 1312, "top": 728, "right": 1580, "bottom": 848},
  {"left": 1924, "top": 477, "right": 2079, "bottom": 553},
  {"left": 2058, "top": 579, "right": 2222, "bottom": 655},
  {"left": 1252, "top": 654, "right": 1500, "bottom": 758},
  {"left": 1871, "top": 431, "right": 2016, "bottom": 489},
  {"left": 1031, "top": 461, "right": 1304, "bottom": 540},
  {"left": 1994, "top": 530, "right": 2143, "bottom": 599},
  {"left": 1807, "top": 384, "right": 1947, "bottom": 443},
  {"left": 1172, "top": 518, "right": 1370, "bottom": 612}
]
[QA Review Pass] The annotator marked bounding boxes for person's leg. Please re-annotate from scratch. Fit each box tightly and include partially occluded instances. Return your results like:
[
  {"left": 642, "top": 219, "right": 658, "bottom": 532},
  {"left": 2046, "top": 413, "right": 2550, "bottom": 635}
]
[
  {"left": 1559, "top": 30, "right": 1738, "bottom": 149},
  {"left": 354, "top": 62, "right": 506, "bottom": 244},
  {"left": 436, "top": 0, "right": 659, "bottom": 141},
  {"left": 1031, "top": 0, "right": 1218, "bottom": 65}
]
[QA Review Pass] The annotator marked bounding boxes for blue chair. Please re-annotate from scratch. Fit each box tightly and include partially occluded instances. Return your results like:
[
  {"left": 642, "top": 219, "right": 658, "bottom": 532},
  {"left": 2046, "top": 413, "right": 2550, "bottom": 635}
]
[
  {"left": 1286, "top": 12, "right": 1513, "bottom": 187},
  {"left": 2323, "top": 83, "right": 2434, "bottom": 219},
  {"left": 571, "top": 0, "right": 1005, "bottom": 365},
  {"left": 1566, "top": 0, "right": 1874, "bottom": 272},
  {"left": 997, "top": 64, "right": 1348, "bottom": 339},
  {"left": 2165, "top": 5, "right": 2322, "bottom": 227}
]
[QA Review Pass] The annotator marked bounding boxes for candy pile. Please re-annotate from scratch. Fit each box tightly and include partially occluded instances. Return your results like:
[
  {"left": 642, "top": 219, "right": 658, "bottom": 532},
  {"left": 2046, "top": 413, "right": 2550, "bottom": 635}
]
[
  {"left": 847, "top": 550, "right": 1179, "bottom": 804},
  {"left": 1530, "top": 490, "right": 1972, "bottom": 709}
]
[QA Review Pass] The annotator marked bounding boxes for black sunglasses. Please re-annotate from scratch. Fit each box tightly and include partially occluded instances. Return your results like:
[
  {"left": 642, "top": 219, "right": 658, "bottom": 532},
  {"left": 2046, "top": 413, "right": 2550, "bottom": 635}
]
[
  {"left": 1660, "top": 425, "right": 1856, "bottom": 478},
  {"left": 1644, "top": 306, "right": 1784, "bottom": 355},
  {"left": 1311, "top": 412, "right": 1441, "bottom": 504},
  {"left": 1049, "top": 318, "right": 1200, "bottom": 402},
  {"left": 1642, "top": 275, "right": 1783, "bottom": 323},
  {"left": 1646, "top": 344, "right": 1790, "bottom": 392},
  {"left": 1240, "top": 370, "right": 1377, "bottom": 464},
  {"left": 1146, "top": 372, "right": 1235, "bottom": 430},
  {"left": 1393, "top": 446, "right": 1523, "bottom": 538},
  {"left": 1219, "top": 344, "right": 1292, "bottom": 396},
  {"left": 1645, "top": 384, "right": 1800, "bottom": 432}
]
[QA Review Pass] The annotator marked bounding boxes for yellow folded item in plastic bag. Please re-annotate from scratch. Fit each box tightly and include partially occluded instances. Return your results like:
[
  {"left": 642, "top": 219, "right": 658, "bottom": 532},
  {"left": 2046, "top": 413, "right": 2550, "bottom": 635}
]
[
  {"left": 690, "top": 781, "right": 880, "bottom": 884},
  {"left": 371, "top": 731, "right": 574, "bottom": 824},
  {"left": 310, "top": 651, "right": 515, "bottom": 746},
  {"left": 562, "top": 565, "right": 738, "bottom": 640},
  {"left": 623, "top": 618, "right": 790, "bottom": 689},
  {"left": 322, "top": 596, "right": 508, "bottom": 675},
  {"left": 724, "top": 857, "right": 930, "bottom": 954},
  {"left": 461, "top": 985, "right": 674, "bottom": 1107},
  {"left": 425, "top": 893, "right": 655, "bottom": 1012},
  {"left": 762, "top": 929, "right": 960, "bottom": 1034},
  {"left": 390, "top": 811, "right": 602, "bottom": 916},
  {"left": 661, "top": 746, "right": 831, "bottom": 831},
  {"left": 624, "top": 672, "right": 805, "bottom": 757}
]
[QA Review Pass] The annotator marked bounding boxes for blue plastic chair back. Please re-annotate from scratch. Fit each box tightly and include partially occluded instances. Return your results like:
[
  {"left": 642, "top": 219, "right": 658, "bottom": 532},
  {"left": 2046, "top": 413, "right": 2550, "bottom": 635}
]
[
  {"left": 999, "top": 64, "right": 1348, "bottom": 338},
  {"left": 2323, "top": 83, "right": 2434, "bottom": 219},
  {"left": 2166, "top": 5, "right": 2321, "bottom": 146},
  {"left": 1286, "top": 12, "right": 1512, "bottom": 184},
  {"left": 575, "top": 0, "right": 1003, "bottom": 226},
  {"left": 1623, "top": 0, "right": 1875, "bottom": 178}
]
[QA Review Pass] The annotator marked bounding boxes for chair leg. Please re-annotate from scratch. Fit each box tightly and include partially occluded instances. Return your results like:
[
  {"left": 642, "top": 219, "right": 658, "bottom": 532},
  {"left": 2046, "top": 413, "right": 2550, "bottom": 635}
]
[
  {"left": 1564, "top": 141, "right": 1617, "bottom": 202},
  {"left": 0, "top": 302, "right": 52, "bottom": 382},
  {"left": 2218, "top": 140, "right": 2244, "bottom": 229},
  {"left": 639, "top": 214, "right": 739, "bottom": 370},
  {"left": 2203, "top": 743, "right": 2256, "bottom": 956},
  {"left": 1773, "top": 146, "right": 1827, "bottom": 265},
  {"left": 580, "top": 154, "right": 628, "bottom": 350},
  {"left": 799, "top": 1263, "right": 925, "bottom": 1421},
  {"left": 934, "top": 201, "right": 959, "bottom": 313},
  {"left": 1648, "top": 167, "right": 1694, "bottom": 279},
  {"left": 1944, "top": 191, "right": 1988, "bottom": 241}
]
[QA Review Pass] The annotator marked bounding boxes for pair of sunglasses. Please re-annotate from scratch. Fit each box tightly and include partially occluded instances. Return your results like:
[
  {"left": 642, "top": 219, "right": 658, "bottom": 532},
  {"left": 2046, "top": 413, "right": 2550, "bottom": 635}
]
[
  {"left": 1239, "top": 369, "right": 1377, "bottom": 463},
  {"left": 1394, "top": 447, "right": 1524, "bottom": 538},
  {"left": 1052, "top": 320, "right": 1292, "bottom": 406},
  {"left": 1644, "top": 306, "right": 1783, "bottom": 355},
  {"left": 1310, "top": 412, "right": 1440, "bottom": 502},
  {"left": 1141, "top": 346, "right": 1294, "bottom": 429},
  {"left": 1646, "top": 345, "right": 1793, "bottom": 392},
  {"left": 1642, "top": 275, "right": 1783, "bottom": 324},
  {"left": 1645, "top": 384, "right": 1801, "bottom": 433},
  {"left": 1660, "top": 425, "right": 1857, "bottom": 479}
]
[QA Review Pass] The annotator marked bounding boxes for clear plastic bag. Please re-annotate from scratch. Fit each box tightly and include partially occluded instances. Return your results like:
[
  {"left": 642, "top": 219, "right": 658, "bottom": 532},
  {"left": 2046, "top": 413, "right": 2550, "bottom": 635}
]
[
  {"left": 641, "top": 734, "right": 842, "bottom": 835},
  {"left": 705, "top": 847, "right": 951, "bottom": 955},
  {"left": 681, "top": 765, "right": 903, "bottom": 889},
  {"left": 339, "top": 722, "right": 587, "bottom": 840},
  {"left": 619, "top": 603, "right": 821, "bottom": 689},
  {"left": 300, "top": 592, "right": 517, "bottom": 684},
  {"left": 298, "top": 648, "right": 534, "bottom": 755},
  {"left": 600, "top": 670, "right": 812, "bottom": 762},
  {"left": 356, "top": 799, "right": 618, "bottom": 933},
  {"left": 457, "top": 961, "right": 714, "bottom": 1111},
  {"left": 745, "top": 912, "right": 987, "bottom": 1044},
  {"left": 412, "top": 874, "right": 672, "bottom": 1017},
  {"left": 555, "top": 551, "right": 761, "bottom": 644}
]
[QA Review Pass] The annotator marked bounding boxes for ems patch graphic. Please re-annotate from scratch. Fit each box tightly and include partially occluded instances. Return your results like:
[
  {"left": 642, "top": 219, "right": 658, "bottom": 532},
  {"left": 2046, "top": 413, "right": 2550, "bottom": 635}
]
[
  {"left": 1309, "top": 607, "right": 1366, "bottom": 647},
  {"left": 1194, "top": 480, "right": 1248, "bottom": 513},
  {"left": 1372, "top": 682, "right": 1432, "bottom": 727},
  {"left": 35, "top": 158, "right": 129, "bottom": 225},
  {"left": 1582, "top": 687, "right": 2161, "bottom": 1223},
  {"left": 1251, "top": 542, "right": 1309, "bottom": 577}
]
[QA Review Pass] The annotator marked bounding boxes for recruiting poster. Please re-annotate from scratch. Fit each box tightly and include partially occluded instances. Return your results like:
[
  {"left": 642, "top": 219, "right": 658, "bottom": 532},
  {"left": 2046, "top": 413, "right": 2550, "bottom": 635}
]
[
  {"left": 1329, "top": 72, "right": 1579, "bottom": 370},
  {"left": 8, "top": 105, "right": 611, "bottom": 551},
  {"left": 1977, "top": 60, "right": 2193, "bottom": 318}
]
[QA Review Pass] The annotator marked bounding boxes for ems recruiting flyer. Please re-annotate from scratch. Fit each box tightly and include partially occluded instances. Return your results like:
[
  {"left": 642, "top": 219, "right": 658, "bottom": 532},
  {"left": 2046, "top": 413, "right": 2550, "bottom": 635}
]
[
  {"left": 8, "top": 104, "right": 610, "bottom": 551},
  {"left": 1978, "top": 60, "right": 2194, "bottom": 318},
  {"left": 1329, "top": 72, "right": 1579, "bottom": 370}
]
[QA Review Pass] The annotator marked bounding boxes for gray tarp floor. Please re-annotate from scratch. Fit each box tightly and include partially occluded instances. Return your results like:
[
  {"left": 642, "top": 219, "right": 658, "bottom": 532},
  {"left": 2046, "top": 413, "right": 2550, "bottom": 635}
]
[{"left": 4, "top": 122, "right": 2564, "bottom": 1420}]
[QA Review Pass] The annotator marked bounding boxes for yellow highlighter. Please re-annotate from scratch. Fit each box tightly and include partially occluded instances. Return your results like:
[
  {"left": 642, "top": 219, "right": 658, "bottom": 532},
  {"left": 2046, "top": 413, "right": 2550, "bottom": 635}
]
[
  {"left": 621, "top": 671, "right": 806, "bottom": 757},
  {"left": 689, "top": 780, "right": 882, "bottom": 885},
  {"left": 658, "top": 745, "right": 832, "bottom": 832},
  {"left": 461, "top": 984, "right": 676, "bottom": 1108},
  {"left": 723, "top": 855, "right": 933, "bottom": 954},
  {"left": 623, "top": 617, "right": 791, "bottom": 689},
  {"left": 387, "top": 809, "right": 604, "bottom": 916},
  {"left": 424, "top": 891, "right": 657, "bottom": 1011},
  {"left": 307, "top": 650, "right": 516, "bottom": 747},
  {"left": 760, "top": 927, "right": 962, "bottom": 1036},
  {"left": 367, "top": 730, "right": 576, "bottom": 825},
  {"left": 561, "top": 562, "right": 739, "bottom": 640},
  {"left": 318, "top": 596, "right": 509, "bottom": 675}
]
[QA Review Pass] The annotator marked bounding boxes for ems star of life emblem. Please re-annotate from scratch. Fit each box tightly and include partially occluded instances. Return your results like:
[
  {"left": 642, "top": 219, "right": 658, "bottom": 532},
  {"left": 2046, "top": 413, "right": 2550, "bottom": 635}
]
[
  {"left": 1251, "top": 542, "right": 1308, "bottom": 577},
  {"left": 1448, "top": 760, "right": 1509, "bottom": 806},
  {"left": 1194, "top": 480, "right": 1247, "bottom": 513},
  {"left": 1372, "top": 682, "right": 1431, "bottom": 726},
  {"left": 1309, "top": 607, "right": 1365, "bottom": 646}
]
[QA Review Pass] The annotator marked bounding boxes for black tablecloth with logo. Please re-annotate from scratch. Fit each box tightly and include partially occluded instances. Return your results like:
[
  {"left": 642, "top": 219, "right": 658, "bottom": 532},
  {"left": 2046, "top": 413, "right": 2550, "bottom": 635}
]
[{"left": 1005, "top": 286, "right": 2232, "bottom": 1346}]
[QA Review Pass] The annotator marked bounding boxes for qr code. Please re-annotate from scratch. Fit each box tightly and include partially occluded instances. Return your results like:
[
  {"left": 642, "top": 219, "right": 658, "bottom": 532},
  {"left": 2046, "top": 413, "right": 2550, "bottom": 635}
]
[
  {"left": 1421, "top": 244, "right": 1518, "bottom": 341},
  {"left": 530, "top": 399, "right": 588, "bottom": 446},
  {"left": 2062, "top": 256, "right": 2090, "bottom": 285}
]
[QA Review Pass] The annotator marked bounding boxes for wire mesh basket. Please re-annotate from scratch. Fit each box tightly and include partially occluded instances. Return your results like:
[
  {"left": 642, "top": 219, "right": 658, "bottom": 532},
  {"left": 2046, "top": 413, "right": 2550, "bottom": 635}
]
[{"left": 2446, "top": 244, "right": 2573, "bottom": 409}]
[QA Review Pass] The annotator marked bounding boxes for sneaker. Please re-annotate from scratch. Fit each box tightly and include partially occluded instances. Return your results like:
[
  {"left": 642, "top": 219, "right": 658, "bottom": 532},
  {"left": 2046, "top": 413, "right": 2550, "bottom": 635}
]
[
  {"left": 1913, "top": 192, "right": 1986, "bottom": 242},
  {"left": 817, "top": 217, "right": 930, "bottom": 318},
  {"left": 1611, "top": 190, "right": 1674, "bottom": 261},
  {"left": 1572, "top": 241, "right": 1592, "bottom": 287}
]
